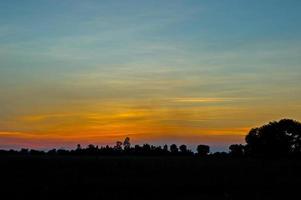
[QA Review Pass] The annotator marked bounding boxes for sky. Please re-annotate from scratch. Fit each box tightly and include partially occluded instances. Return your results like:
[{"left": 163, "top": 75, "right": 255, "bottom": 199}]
[{"left": 0, "top": 0, "right": 301, "bottom": 151}]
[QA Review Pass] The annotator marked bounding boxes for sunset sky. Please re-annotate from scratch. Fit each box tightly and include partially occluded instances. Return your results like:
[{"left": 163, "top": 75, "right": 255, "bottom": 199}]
[{"left": 1, "top": 0, "right": 301, "bottom": 151}]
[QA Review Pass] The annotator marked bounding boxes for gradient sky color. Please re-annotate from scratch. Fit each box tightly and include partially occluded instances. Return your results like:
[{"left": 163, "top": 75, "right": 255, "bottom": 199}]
[{"left": 1, "top": 0, "right": 301, "bottom": 151}]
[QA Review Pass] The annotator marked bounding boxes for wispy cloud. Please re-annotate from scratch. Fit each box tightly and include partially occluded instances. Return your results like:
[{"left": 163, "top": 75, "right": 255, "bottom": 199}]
[{"left": 171, "top": 97, "right": 243, "bottom": 103}]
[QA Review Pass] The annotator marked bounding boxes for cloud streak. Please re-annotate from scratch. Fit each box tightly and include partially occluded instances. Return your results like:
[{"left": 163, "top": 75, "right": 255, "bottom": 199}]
[{"left": 170, "top": 97, "right": 242, "bottom": 103}]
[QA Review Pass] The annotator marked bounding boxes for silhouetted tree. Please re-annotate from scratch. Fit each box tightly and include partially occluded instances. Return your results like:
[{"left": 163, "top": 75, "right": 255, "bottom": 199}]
[
  {"left": 229, "top": 144, "right": 245, "bottom": 157},
  {"left": 212, "top": 151, "right": 228, "bottom": 158},
  {"left": 57, "top": 149, "right": 69, "bottom": 155},
  {"left": 75, "top": 144, "right": 82, "bottom": 155},
  {"left": 20, "top": 148, "right": 29, "bottom": 155},
  {"left": 88, "top": 144, "right": 95, "bottom": 149},
  {"left": 179, "top": 145, "right": 187, "bottom": 153},
  {"left": 115, "top": 141, "right": 123, "bottom": 151},
  {"left": 134, "top": 145, "right": 142, "bottom": 152},
  {"left": 197, "top": 145, "right": 210, "bottom": 156},
  {"left": 245, "top": 119, "right": 301, "bottom": 156},
  {"left": 47, "top": 149, "right": 57, "bottom": 155},
  {"left": 142, "top": 144, "right": 151, "bottom": 152},
  {"left": 123, "top": 137, "right": 131, "bottom": 150},
  {"left": 170, "top": 144, "right": 178, "bottom": 153},
  {"left": 30, "top": 149, "right": 45, "bottom": 155},
  {"left": 163, "top": 144, "right": 168, "bottom": 152}
]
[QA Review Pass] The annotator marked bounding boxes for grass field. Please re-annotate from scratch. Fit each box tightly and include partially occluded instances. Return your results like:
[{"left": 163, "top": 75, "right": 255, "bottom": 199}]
[{"left": 1, "top": 155, "right": 300, "bottom": 200}]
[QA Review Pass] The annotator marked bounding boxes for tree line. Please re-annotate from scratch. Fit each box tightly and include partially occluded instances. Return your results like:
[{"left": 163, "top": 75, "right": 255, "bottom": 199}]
[
  {"left": 0, "top": 140, "right": 210, "bottom": 157},
  {"left": 1, "top": 119, "right": 301, "bottom": 157}
]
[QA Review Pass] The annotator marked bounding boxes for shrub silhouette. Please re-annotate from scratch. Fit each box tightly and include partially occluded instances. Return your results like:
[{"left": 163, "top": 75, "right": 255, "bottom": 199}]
[
  {"left": 245, "top": 119, "right": 301, "bottom": 156},
  {"left": 229, "top": 144, "right": 245, "bottom": 157},
  {"left": 196, "top": 145, "right": 210, "bottom": 156}
]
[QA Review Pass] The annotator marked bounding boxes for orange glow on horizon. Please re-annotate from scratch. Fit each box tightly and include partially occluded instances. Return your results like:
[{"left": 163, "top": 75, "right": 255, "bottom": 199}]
[{"left": 1, "top": 96, "right": 300, "bottom": 149}]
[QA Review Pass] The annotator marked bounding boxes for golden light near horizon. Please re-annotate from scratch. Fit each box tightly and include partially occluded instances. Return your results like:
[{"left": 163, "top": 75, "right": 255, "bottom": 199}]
[{"left": 1, "top": 1, "right": 301, "bottom": 150}]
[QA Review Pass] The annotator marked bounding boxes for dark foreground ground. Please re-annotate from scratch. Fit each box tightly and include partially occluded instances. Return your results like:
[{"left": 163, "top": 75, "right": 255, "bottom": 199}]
[{"left": 0, "top": 156, "right": 300, "bottom": 200}]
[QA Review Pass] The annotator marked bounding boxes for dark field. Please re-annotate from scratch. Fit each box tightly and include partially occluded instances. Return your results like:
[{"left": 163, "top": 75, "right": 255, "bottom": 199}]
[{"left": 1, "top": 156, "right": 300, "bottom": 200}]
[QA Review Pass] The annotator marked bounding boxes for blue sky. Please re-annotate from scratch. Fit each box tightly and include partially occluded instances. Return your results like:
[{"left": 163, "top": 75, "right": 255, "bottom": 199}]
[{"left": 0, "top": 0, "right": 301, "bottom": 150}]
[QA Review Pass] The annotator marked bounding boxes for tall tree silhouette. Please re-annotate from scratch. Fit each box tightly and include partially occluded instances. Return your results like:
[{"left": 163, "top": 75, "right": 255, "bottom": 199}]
[
  {"left": 123, "top": 137, "right": 131, "bottom": 150},
  {"left": 245, "top": 119, "right": 301, "bottom": 156}
]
